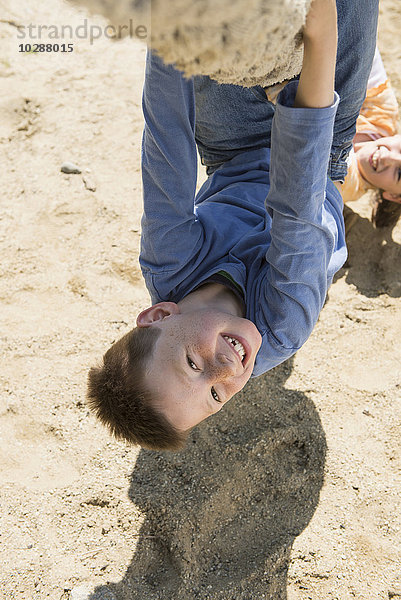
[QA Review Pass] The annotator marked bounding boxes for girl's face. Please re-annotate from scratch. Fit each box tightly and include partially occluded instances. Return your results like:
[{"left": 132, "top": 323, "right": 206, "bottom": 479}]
[{"left": 355, "top": 134, "right": 401, "bottom": 203}]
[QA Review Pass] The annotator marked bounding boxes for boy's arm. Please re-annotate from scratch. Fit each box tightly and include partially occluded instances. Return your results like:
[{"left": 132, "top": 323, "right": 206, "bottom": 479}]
[
  {"left": 140, "top": 51, "right": 203, "bottom": 287},
  {"left": 297, "top": 0, "right": 338, "bottom": 198},
  {"left": 255, "top": 0, "right": 345, "bottom": 371},
  {"left": 294, "top": 0, "right": 337, "bottom": 109}
]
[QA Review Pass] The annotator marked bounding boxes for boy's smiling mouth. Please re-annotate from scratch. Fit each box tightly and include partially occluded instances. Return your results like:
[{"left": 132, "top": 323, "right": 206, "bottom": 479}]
[
  {"left": 223, "top": 335, "right": 246, "bottom": 362},
  {"left": 221, "top": 333, "right": 254, "bottom": 368}
]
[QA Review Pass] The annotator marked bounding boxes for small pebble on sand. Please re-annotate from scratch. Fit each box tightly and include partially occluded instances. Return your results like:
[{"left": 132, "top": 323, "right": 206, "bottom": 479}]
[
  {"left": 82, "top": 174, "right": 97, "bottom": 192},
  {"left": 61, "top": 161, "right": 82, "bottom": 174}
]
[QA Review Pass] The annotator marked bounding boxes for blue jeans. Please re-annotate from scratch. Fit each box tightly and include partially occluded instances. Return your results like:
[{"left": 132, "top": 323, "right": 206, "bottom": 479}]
[{"left": 194, "top": 0, "right": 379, "bottom": 182}]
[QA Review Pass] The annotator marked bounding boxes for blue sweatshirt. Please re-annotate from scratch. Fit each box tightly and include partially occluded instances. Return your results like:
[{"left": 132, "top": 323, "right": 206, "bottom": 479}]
[{"left": 140, "top": 51, "right": 347, "bottom": 377}]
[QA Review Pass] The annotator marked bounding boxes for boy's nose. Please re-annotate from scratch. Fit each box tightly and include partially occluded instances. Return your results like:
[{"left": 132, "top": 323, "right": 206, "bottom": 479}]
[{"left": 212, "top": 353, "right": 238, "bottom": 377}]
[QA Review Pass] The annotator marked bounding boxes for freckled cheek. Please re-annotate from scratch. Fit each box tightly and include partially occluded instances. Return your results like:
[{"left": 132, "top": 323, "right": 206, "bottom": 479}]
[{"left": 190, "top": 328, "right": 217, "bottom": 352}]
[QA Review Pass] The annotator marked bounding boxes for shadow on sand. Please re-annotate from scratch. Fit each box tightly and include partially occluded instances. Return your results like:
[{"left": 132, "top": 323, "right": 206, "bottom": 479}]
[
  {"left": 337, "top": 205, "right": 401, "bottom": 297},
  {"left": 90, "top": 357, "right": 327, "bottom": 600}
]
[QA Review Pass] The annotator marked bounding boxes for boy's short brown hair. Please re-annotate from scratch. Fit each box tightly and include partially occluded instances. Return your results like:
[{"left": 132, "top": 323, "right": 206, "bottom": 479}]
[{"left": 87, "top": 326, "right": 188, "bottom": 451}]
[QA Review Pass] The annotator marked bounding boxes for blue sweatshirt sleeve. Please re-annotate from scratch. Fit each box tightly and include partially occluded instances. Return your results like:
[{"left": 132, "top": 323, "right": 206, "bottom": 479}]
[
  {"left": 139, "top": 51, "right": 203, "bottom": 287},
  {"left": 256, "top": 81, "right": 345, "bottom": 368}
]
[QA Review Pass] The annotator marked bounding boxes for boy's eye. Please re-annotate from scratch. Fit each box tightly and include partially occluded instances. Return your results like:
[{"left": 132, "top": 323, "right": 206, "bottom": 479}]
[
  {"left": 211, "top": 387, "right": 222, "bottom": 403},
  {"left": 187, "top": 356, "right": 199, "bottom": 371},
  {"left": 398, "top": 168, "right": 401, "bottom": 182}
]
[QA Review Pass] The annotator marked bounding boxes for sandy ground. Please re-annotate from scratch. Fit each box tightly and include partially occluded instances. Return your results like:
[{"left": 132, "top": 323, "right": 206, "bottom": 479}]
[{"left": 0, "top": 1, "right": 401, "bottom": 599}]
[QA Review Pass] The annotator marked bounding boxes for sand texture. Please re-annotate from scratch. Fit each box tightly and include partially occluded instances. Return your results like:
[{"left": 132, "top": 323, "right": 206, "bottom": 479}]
[{"left": 1, "top": 1, "right": 401, "bottom": 599}]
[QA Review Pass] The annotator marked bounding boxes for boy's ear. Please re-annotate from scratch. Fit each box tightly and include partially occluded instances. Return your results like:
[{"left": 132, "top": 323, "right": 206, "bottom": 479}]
[
  {"left": 136, "top": 302, "right": 180, "bottom": 327},
  {"left": 382, "top": 191, "right": 401, "bottom": 204}
]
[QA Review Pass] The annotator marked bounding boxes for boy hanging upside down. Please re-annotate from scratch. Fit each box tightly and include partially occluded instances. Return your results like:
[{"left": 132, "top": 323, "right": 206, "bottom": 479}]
[{"left": 87, "top": 0, "right": 379, "bottom": 450}]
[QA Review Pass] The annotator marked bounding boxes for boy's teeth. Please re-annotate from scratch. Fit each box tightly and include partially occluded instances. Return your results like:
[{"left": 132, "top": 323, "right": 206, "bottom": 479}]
[{"left": 223, "top": 335, "right": 245, "bottom": 361}]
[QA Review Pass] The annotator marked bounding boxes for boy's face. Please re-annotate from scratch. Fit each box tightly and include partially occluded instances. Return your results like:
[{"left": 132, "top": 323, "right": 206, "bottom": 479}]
[
  {"left": 356, "top": 134, "right": 401, "bottom": 202},
  {"left": 137, "top": 304, "right": 262, "bottom": 431}
]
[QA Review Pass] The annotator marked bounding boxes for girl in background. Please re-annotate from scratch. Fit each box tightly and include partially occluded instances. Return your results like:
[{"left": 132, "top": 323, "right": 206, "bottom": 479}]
[{"left": 341, "top": 47, "right": 401, "bottom": 228}]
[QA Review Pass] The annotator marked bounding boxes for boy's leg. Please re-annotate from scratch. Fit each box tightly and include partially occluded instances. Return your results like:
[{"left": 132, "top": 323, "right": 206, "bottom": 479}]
[
  {"left": 194, "top": 77, "right": 275, "bottom": 174},
  {"left": 195, "top": 0, "right": 379, "bottom": 178},
  {"left": 329, "top": 0, "right": 379, "bottom": 181}
]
